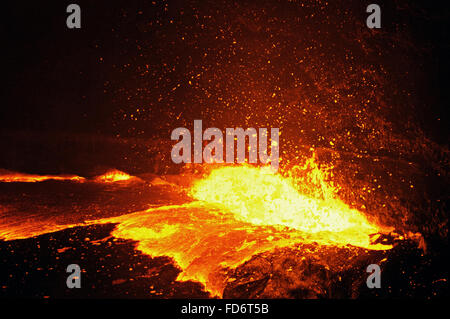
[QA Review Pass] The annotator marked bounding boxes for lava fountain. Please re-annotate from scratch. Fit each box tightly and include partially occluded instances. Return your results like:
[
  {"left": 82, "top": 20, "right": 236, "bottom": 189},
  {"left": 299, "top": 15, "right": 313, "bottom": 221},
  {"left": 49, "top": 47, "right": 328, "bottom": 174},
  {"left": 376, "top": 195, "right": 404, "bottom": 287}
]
[{"left": 190, "top": 164, "right": 392, "bottom": 249}]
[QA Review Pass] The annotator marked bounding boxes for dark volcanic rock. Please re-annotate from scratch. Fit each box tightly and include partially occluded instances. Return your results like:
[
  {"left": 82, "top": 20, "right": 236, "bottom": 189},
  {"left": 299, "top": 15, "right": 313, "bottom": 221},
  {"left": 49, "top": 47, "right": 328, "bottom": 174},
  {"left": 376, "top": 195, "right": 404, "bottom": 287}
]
[
  {"left": 0, "top": 224, "right": 210, "bottom": 298},
  {"left": 222, "top": 240, "right": 446, "bottom": 299}
]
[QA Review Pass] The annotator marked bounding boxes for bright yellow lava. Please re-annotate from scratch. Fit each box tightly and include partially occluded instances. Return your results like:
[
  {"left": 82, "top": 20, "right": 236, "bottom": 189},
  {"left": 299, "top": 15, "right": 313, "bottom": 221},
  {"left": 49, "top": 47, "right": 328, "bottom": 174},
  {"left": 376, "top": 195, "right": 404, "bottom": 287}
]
[
  {"left": 190, "top": 164, "right": 391, "bottom": 250},
  {"left": 94, "top": 169, "right": 135, "bottom": 183}
]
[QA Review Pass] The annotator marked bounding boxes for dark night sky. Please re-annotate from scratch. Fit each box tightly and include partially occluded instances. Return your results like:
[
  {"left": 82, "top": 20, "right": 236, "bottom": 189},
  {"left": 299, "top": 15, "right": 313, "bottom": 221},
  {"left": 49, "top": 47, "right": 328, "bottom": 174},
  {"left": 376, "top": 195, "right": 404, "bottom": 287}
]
[{"left": 0, "top": 0, "right": 448, "bottom": 145}]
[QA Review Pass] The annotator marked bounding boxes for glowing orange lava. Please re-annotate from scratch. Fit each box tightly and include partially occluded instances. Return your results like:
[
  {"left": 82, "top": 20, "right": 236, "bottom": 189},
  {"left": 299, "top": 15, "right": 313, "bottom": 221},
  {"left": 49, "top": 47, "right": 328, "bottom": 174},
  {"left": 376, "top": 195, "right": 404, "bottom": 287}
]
[
  {"left": 0, "top": 159, "right": 396, "bottom": 297},
  {"left": 94, "top": 169, "right": 136, "bottom": 183},
  {"left": 0, "top": 170, "right": 85, "bottom": 183},
  {"left": 89, "top": 159, "right": 393, "bottom": 296}
]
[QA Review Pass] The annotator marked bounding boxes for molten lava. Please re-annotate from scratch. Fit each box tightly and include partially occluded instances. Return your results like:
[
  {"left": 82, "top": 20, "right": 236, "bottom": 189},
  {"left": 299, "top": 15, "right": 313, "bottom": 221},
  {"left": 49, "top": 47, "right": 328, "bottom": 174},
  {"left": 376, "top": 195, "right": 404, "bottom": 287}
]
[
  {"left": 190, "top": 165, "right": 391, "bottom": 249},
  {"left": 89, "top": 159, "right": 393, "bottom": 296},
  {"left": 0, "top": 170, "right": 85, "bottom": 183},
  {"left": 0, "top": 158, "right": 396, "bottom": 297},
  {"left": 94, "top": 169, "right": 136, "bottom": 183}
]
